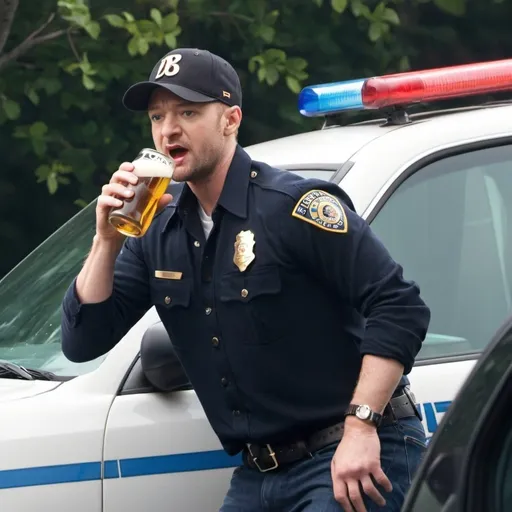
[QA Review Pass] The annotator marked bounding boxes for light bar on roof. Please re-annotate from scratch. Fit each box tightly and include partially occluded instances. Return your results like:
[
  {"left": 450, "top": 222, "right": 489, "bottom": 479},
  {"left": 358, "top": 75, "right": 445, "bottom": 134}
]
[{"left": 299, "top": 58, "right": 512, "bottom": 117}]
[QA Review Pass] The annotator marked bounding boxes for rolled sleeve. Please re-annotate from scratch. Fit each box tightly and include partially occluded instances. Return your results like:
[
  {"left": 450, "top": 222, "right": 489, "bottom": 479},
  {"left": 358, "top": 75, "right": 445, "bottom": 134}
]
[
  {"left": 279, "top": 182, "right": 431, "bottom": 374},
  {"left": 61, "top": 237, "right": 151, "bottom": 363}
]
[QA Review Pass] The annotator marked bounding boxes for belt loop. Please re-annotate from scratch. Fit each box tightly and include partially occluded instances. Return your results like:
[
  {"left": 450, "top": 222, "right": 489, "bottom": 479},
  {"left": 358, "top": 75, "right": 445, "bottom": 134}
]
[
  {"left": 404, "top": 387, "right": 422, "bottom": 421},
  {"left": 297, "top": 440, "right": 313, "bottom": 459},
  {"left": 385, "top": 399, "right": 398, "bottom": 423}
]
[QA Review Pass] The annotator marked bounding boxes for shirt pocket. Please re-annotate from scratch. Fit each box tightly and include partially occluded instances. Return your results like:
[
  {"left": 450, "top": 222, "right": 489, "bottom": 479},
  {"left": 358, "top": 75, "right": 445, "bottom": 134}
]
[
  {"left": 150, "top": 277, "right": 193, "bottom": 310},
  {"left": 219, "top": 265, "right": 285, "bottom": 345}
]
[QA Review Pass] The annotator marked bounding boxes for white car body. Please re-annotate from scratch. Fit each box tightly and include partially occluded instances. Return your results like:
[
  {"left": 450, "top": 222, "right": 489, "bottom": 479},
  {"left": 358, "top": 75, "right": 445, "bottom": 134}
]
[{"left": 1, "top": 92, "right": 512, "bottom": 511}]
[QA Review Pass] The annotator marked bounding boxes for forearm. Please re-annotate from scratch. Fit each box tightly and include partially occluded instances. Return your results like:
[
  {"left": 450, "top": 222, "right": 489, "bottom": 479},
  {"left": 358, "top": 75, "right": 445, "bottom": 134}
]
[
  {"left": 76, "top": 235, "right": 125, "bottom": 304},
  {"left": 61, "top": 236, "right": 149, "bottom": 363},
  {"left": 345, "top": 354, "right": 404, "bottom": 431}
]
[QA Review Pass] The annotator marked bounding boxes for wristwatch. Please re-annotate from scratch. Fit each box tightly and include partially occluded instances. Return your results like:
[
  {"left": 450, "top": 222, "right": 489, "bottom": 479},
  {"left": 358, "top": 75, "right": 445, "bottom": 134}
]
[{"left": 344, "top": 404, "right": 382, "bottom": 427}]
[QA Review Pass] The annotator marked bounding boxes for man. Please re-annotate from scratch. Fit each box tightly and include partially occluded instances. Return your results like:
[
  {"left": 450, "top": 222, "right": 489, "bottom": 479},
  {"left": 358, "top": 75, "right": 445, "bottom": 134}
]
[{"left": 61, "top": 48, "right": 431, "bottom": 511}]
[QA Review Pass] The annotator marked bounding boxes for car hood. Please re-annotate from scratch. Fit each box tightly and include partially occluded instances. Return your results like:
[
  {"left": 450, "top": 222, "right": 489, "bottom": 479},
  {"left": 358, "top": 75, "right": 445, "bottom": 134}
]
[{"left": 0, "top": 379, "right": 61, "bottom": 402}]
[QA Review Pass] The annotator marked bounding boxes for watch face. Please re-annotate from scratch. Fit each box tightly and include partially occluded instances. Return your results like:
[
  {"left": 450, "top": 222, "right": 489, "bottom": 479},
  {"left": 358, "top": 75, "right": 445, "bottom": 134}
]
[{"left": 356, "top": 405, "right": 371, "bottom": 420}]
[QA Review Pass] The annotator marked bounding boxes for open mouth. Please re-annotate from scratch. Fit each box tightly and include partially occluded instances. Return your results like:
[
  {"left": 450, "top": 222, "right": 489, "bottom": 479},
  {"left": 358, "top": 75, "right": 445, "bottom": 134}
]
[{"left": 166, "top": 144, "right": 189, "bottom": 162}]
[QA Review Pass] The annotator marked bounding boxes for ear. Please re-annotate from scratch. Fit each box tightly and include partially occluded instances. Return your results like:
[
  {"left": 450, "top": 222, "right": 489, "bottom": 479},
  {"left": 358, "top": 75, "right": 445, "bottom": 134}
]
[{"left": 223, "top": 106, "right": 242, "bottom": 136}]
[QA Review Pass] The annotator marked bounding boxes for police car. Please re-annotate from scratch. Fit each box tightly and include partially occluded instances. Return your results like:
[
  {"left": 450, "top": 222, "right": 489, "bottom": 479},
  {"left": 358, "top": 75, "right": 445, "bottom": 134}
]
[{"left": 1, "top": 58, "right": 512, "bottom": 511}]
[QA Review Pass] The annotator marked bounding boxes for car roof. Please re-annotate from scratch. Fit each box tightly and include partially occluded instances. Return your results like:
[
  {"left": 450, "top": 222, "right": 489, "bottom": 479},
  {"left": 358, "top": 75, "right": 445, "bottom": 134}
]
[{"left": 245, "top": 102, "right": 512, "bottom": 168}]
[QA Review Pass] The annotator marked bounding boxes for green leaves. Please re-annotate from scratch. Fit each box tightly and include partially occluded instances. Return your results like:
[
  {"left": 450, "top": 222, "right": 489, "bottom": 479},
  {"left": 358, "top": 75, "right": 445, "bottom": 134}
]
[
  {"left": 434, "top": 0, "right": 466, "bottom": 16},
  {"left": 13, "top": 121, "right": 49, "bottom": 157},
  {"left": 35, "top": 161, "right": 73, "bottom": 195},
  {"left": 150, "top": 8, "right": 162, "bottom": 26},
  {"left": 249, "top": 50, "right": 309, "bottom": 92},
  {"left": 1, "top": 97, "right": 20, "bottom": 120},
  {"left": 64, "top": 52, "right": 98, "bottom": 90},
  {"left": 104, "top": 9, "right": 182, "bottom": 56},
  {"left": 104, "top": 14, "right": 125, "bottom": 28},
  {"left": 331, "top": 0, "right": 348, "bottom": 14},
  {"left": 58, "top": 0, "right": 101, "bottom": 39},
  {"left": 249, "top": 9, "right": 279, "bottom": 44}
]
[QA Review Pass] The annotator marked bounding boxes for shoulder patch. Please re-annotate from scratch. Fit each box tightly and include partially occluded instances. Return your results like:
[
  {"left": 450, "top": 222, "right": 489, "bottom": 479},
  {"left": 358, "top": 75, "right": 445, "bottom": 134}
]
[{"left": 291, "top": 190, "right": 348, "bottom": 233}]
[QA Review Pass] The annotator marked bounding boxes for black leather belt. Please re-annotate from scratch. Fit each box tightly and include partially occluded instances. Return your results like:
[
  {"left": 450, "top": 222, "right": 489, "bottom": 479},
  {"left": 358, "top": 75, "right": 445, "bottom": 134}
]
[{"left": 243, "top": 388, "right": 419, "bottom": 472}]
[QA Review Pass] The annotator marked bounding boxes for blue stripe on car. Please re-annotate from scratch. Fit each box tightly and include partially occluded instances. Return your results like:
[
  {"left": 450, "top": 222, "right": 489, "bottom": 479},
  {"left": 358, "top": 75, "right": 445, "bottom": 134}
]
[{"left": 0, "top": 450, "right": 242, "bottom": 490}]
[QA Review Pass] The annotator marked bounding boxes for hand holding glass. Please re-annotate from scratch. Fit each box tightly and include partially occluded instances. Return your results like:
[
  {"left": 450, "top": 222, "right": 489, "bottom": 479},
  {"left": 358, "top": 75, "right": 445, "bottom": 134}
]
[{"left": 108, "top": 149, "right": 175, "bottom": 238}]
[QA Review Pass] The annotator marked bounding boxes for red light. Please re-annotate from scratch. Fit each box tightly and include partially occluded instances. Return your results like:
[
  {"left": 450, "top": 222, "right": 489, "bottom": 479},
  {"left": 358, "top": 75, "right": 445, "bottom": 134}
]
[{"left": 361, "top": 59, "right": 512, "bottom": 109}]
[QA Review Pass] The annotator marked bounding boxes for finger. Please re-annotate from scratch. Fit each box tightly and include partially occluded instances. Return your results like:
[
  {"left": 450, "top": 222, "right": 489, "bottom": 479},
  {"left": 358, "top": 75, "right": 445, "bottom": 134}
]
[
  {"left": 334, "top": 484, "right": 355, "bottom": 512},
  {"left": 332, "top": 462, "right": 354, "bottom": 512},
  {"left": 360, "top": 475, "right": 385, "bottom": 507},
  {"left": 372, "top": 467, "right": 393, "bottom": 493},
  {"left": 333, "top": 477, "right": 355, "bottom": 512},
  {"left": 118, "top": 162, "right": 135, "bottom": 172},
  {"left": 347, "top": 479, "right": 366, "bottom": 512},
  {"left": 111, "top": 169, "right": 138, "bottom": 186},
  {"left": 101, "top": 183, "right": 135, "bottom": 200},
  {"left": 157, "top": 193, "right": 173, "bottom": 211},
  {"left": 97, "top": 195, "right": 123, "bottom": 209}
]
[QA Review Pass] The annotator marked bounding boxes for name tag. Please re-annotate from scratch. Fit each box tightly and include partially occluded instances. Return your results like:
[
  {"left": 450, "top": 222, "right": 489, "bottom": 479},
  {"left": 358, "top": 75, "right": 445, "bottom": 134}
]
[{"left": 155, "top": 270, "right": 183, "bottom": 280}]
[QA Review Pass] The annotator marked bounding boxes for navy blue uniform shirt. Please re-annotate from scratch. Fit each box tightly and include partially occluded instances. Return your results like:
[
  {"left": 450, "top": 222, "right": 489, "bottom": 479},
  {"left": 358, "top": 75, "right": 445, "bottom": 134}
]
[{"left": 61, "top": 145, "right": 430, "bottom": 455}]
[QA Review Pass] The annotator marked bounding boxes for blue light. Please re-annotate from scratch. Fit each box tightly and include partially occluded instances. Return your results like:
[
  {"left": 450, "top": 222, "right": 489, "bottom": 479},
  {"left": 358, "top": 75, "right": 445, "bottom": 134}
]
[{"left": 298, "top": 79, "right": 366, "bottom": 117}]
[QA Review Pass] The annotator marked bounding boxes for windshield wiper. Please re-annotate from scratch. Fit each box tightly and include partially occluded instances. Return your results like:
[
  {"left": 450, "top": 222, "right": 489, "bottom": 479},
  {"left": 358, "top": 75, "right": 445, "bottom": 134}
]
[{"left": 0, "top": 360, "right": 58, "bottom": 381}]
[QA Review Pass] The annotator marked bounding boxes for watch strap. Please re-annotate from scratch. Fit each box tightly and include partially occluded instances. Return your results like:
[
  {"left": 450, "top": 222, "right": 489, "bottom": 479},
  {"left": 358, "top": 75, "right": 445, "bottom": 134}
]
[{"left": 345, "top": 404, "right": 383, "bottom": 426}]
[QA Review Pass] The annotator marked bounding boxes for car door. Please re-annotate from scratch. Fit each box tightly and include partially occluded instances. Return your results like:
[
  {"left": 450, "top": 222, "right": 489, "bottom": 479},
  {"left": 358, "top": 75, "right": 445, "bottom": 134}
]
[
  {"left": 362, "top": 142, "right": 512, "bottom": 440},
  {"left": 401, "top": 311, "right": 512, "bottom": 511},
  {"left": 101, "top": 325, "right": 240, "bottom": 512}
]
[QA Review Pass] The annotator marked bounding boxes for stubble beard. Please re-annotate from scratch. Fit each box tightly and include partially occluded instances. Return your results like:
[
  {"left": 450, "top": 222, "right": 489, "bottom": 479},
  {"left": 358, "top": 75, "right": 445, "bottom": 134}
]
[{"left": 184, "top": 142, "right": 224, "bottom": 185}]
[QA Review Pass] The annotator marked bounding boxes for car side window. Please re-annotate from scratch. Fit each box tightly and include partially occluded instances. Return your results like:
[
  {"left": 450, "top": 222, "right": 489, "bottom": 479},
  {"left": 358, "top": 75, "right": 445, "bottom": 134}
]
[{"left": 370, "top": 144, "right": 512, "bottom": 361}]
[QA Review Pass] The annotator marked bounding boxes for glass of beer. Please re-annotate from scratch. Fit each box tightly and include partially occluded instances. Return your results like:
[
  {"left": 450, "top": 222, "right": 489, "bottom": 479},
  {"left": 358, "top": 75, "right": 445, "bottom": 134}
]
[{"left": 108, "top": 148, "right": 175, "bottom": 238}]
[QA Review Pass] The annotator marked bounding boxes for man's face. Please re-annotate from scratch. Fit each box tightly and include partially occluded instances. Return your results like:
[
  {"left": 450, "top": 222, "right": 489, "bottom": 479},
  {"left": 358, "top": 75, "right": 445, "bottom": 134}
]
[{"left": 147, "top": 88, "right": 237, "bottom": 183}]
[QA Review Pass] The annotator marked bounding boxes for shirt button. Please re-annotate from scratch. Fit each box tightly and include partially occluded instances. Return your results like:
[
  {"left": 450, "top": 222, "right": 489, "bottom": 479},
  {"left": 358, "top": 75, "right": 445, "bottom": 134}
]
[
  {"left": 205, "top": 307, "right": 212, "bottom": 315},
  {"left": 221, "top": 377, "right": 228, "bottom": 387},
  {"left": 241, "top": 289, "right": 248, "bottom": 298},
  {"left": 212, "top": 337, "right": 220, "bottom": 347},
  {"left": 250, "top": 170, "right": 258, "bottom": 178},
  {"left": 164, "top": 296, "right": 172, "bottom": 305},
  {"left": 194, "top": 240, "right": 200, "bottom": 248}
]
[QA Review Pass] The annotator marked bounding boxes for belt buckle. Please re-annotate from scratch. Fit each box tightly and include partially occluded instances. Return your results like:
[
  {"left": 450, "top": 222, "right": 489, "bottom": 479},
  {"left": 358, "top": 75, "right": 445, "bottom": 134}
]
[{"left": 246, "top": 443, "right": 279, "bottom": 473}]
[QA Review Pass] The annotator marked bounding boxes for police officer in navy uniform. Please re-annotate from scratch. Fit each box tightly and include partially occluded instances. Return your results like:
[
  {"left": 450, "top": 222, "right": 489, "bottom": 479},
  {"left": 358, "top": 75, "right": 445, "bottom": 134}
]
[{"left": 61, "top": 48, "right": 431, "bottom": 512}]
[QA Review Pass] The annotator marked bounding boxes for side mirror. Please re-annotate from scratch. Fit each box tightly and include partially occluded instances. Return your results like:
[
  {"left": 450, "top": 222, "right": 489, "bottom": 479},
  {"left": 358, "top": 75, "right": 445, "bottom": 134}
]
[{"left": 140, "top": 322, "right": 191, "bottom": 392}]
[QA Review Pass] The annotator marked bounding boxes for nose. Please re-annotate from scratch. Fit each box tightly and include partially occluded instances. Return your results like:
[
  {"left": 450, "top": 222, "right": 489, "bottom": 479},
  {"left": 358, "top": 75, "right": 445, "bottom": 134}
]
[{"left": 160, "top": 114, "right": 182, "bottom": 139}]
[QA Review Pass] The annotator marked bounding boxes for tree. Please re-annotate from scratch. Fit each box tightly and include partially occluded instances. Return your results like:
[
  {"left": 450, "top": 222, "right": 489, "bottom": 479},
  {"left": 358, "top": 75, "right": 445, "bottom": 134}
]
[{"left": 0, "top": 0, "right": 511, "bottom": 277}]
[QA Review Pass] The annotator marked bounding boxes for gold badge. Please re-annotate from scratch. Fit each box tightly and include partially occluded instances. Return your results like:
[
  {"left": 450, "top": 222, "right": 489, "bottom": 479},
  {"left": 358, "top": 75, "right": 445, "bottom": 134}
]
[
  {"left": 291, "top": 190, "right": 348, "bottom": 234},
  {"left": 233, "top": 230, "right": 255, "bottom": 272}
]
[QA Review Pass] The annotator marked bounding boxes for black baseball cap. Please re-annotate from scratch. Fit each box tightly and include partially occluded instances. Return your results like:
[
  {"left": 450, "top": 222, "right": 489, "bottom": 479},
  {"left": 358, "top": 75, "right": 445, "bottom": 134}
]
[{"left": 122, "top": 48, "right": 242, "bottom": 111}]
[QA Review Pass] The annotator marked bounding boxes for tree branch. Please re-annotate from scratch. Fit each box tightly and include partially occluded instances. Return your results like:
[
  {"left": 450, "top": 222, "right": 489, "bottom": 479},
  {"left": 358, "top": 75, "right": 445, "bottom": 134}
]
[
  {"left": 0, "top": 12, "right": 66, "bottom": 73},
  {"left": 67, "top": 27, "right": 80, "bottom": 61},
  {"left": 0, "top": 0, "right": 20, "bottom": 55}
]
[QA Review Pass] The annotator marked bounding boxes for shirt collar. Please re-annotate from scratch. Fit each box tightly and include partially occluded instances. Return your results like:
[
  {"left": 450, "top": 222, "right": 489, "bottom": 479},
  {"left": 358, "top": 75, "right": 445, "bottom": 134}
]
[
  {"left": 162, "top": 144, "right": 251, "bottom": 232},
  {"left": 217, "top": 144, "right": 251, "bottom": 219}
]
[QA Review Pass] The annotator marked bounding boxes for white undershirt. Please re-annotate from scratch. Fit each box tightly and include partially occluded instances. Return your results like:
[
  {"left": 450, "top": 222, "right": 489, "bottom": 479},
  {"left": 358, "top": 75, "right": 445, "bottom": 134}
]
[{"left": 198, "top": 203, "right": 214, "bottom": 239}]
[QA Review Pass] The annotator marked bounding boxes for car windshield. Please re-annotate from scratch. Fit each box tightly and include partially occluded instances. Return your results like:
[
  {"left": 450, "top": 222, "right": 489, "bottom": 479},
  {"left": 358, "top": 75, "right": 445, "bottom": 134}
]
[
  {"left": 0, "top": 168, "right": 334, "bottom": 378},
  {"left": 0, "top": 201, "right": 106, "bottom": 377}
]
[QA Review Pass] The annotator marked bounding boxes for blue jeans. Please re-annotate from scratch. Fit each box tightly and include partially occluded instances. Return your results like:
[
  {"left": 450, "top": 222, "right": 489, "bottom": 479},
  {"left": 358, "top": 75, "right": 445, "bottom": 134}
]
[{"left": 219, "top": 417, "right": 427, "bottom": 511}]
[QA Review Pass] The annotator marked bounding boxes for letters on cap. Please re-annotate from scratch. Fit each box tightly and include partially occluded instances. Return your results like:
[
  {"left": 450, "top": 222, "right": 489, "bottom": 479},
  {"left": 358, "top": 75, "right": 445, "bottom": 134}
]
[
  {"left": 292, "top": 190, "right": 348, "bottom": 233},
  {"left": 155, "top": 54, "right": 183, "bottom": 80}
]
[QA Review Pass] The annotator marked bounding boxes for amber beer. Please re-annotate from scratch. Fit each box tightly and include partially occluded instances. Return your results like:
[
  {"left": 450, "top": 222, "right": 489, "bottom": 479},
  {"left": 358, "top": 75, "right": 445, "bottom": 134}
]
[{"left": 108, "top": 149, "right": 175, "bottom": 237}]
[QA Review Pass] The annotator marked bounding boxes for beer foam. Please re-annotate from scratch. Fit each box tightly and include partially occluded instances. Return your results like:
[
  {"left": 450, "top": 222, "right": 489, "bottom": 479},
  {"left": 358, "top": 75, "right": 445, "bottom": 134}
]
[{"left": 132, "top": 158, "right": 174, "bottom": 178}]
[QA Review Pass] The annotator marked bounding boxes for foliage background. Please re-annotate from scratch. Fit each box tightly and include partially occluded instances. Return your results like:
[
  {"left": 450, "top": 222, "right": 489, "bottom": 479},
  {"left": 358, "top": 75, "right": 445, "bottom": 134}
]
[{"left": 0, "top": 0, "right": 511, "bottom": 277}]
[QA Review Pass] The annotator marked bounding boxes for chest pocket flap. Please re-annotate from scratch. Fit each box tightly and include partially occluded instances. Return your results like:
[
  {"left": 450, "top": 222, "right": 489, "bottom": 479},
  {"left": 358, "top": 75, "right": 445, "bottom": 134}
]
[
  {"left": 151, "top": 277, "right": 192, "bottom": 309},
  {"left": 220, "top": 265, "right": 281, "bottom": 302}
]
